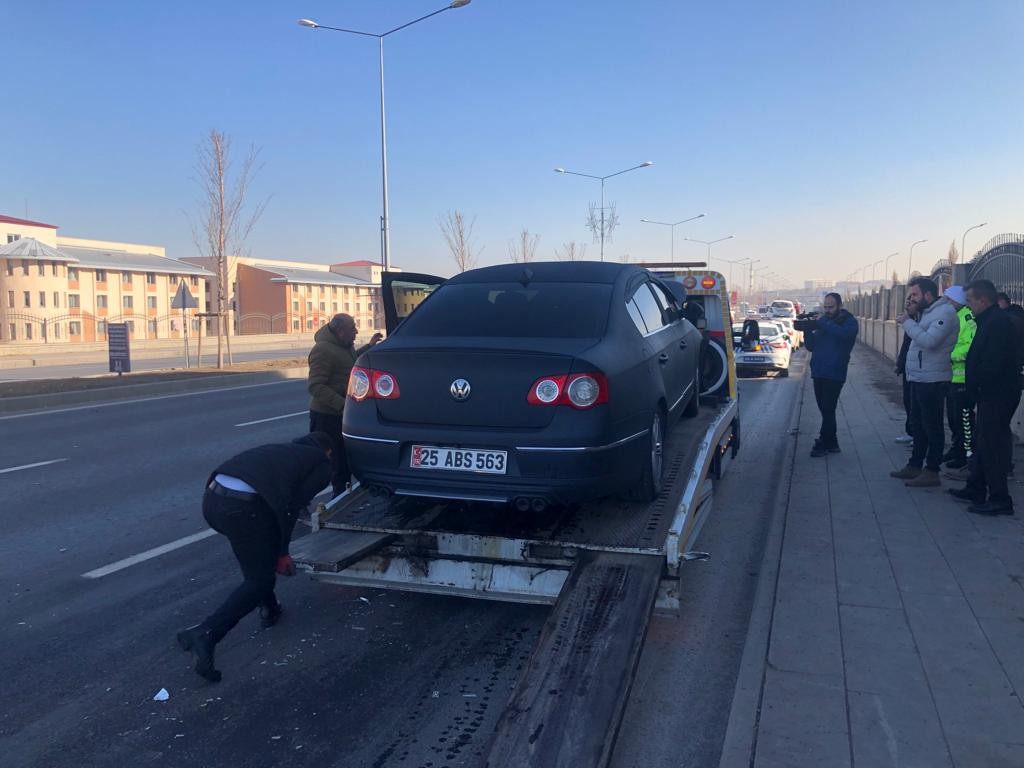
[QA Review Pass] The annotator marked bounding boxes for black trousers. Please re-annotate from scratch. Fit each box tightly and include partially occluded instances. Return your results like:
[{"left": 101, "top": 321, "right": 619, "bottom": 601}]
[
  {"left": 309, "top": 410, "right": 349, "bottom": 496},
  {"left": 201, "top": 490, "right": 279, "bottom": 642},
  {"left": 902, "top": 375, "right": 912, "bottom": 435},
  {"left": 813, "top": 378, "right": 844, "bottom": 447},
  {"left": 966, "top": 392, "right": 1022, "bottom": 504},
  {"left": 909, "top": 381, "right": 948, "bottom": 472},
  {"left": 945, "top": 384, "right": 975, "bottom": 462}
]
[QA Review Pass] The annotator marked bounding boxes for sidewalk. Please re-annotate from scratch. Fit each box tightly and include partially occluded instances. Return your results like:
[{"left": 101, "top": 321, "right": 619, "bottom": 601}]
[{"left": 722, "top": 344, "right": 1024, "bottom": 768}]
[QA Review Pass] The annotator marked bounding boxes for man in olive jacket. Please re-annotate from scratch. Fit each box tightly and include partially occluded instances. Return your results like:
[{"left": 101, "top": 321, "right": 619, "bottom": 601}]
[{"left": 308, "top": 313, "right": 382, "bottom": 496}]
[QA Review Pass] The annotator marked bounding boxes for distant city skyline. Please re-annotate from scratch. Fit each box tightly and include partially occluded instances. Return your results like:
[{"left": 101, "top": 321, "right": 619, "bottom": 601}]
[{"left": 4, "top": 1, "right": 1022, "bottom": 286}]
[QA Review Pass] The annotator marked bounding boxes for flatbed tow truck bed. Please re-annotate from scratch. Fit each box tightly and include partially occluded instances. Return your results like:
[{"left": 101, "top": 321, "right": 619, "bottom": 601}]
[{"left": 291, "top": 396, "right": 739, "bottom": 768}]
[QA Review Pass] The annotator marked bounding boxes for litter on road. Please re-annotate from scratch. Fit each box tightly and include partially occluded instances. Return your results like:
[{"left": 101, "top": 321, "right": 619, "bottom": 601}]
[{"left": 152, "top": 688, "right": 170, "bottom": 702}]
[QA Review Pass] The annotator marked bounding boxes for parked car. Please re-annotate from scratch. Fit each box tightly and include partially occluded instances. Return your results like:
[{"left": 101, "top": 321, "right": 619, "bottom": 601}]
[
  {"left": 732, "top": 320, "right": 791, "bottom": 377},
  {"left": 342, "top": 262, "right": 704, "bottom": 508},
  {"left": 771, "top": 299, "right": 796, "bottom": 319},
  {"left": 775, "top": 317, "right": 802, "bottom": 349}
]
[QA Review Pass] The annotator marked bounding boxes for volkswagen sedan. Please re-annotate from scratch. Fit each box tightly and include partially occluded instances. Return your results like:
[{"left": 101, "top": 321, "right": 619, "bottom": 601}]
[{"left": 341, "top": 262, "right": 703, "bottom": 507}]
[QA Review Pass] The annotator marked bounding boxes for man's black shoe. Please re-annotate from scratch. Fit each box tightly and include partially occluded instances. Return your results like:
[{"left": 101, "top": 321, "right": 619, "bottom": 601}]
[
  {"left": 827, "top": 444, "right": 841, "bottom": 454},
  {"left": 259, "top": 602, "right": 284, "bottom": 629},
  {"left": 948, "top": 487, "right": 984, "bottom": 504},
  {"left": 944, "top": 458, "right": 967, "bottom": 470},
  {"left": 967, "top": 500, "right": 1014, "bottom": 517},
  {"left": 810, "top": 440, "right": 828, "bottom": 458},
  {"left": 176, "top": 625, "right": 222, "bottom": 683}
]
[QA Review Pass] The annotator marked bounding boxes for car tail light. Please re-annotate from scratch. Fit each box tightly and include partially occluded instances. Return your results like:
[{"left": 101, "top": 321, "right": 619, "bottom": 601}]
[
  {"left": 348, "top": 366, "right": 400, "bottom": 401},
  {"left": 771, "top": 341, "right": 787, "bottom": 349},
  {"left": 527, "top": 373, "right": 608, "bottom": 409}
]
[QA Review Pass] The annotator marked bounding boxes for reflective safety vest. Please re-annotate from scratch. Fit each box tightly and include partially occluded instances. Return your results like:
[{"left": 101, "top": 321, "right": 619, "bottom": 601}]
[{"left": 951, "top": 305, "right": 976, "bottom": 384}]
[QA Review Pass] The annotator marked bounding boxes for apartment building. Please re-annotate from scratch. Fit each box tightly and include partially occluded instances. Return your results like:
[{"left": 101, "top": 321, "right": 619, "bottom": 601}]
[{"left": 0, "top": 215, "right": 212, "bottom": 345}]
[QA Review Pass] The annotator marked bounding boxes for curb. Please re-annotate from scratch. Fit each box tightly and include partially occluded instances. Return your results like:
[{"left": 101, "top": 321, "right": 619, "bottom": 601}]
[
  {"left": 717, "top": 359, "right": 808, "bottom": 768},
  {"left": 0, "top": 366, "right": 308, "bottom": 416}
]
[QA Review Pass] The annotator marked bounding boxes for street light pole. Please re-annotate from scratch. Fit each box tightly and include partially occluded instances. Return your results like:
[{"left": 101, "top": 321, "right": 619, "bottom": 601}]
[
  {"left": 683, "top": 235, "right": 734, "bottom": 271},
  {"left": 960, "top": 222, "right": 987, "bottom": 267},
  {"left": 640, "top": 213, "right": 706, "bottom": 262},
  {"left": 555, "top": 162, "right": 654, "bottom": 260},
  {"left": 907, "top": 239, "right": 927, "bottom": 283},
  {"left": 883, "top": 251, "right": 899, "bottom": 286},
  {"left": 297, "top": 0, "right": 473, "bottom": 271}
]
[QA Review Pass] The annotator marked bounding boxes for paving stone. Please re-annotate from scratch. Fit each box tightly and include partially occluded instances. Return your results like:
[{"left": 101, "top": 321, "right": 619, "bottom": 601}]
[
  {"left": 848, "top": 690, "right": 952, "bottom": 768},
  {"left": 946, "top": 736, "right": 1024, "bottom": 768},
  {"left": 976, "top": 615, "right": 1024, "bottom": 699},
  {"left": 840, "top": 605, "right": 929, "bottom": 695}
]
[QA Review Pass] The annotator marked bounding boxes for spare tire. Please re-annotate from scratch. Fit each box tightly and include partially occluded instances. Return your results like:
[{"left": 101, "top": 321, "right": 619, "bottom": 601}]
[{"left": 700, "top": 338, "right": 729, "bottom": 397}]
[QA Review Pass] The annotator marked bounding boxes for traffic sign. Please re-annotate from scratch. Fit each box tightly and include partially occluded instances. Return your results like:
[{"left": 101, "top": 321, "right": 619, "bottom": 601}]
[
  {"left": 108, "top": 323, "right": 131, "bottom": 374},
  {"left": 172, "top": 281, "right": 199, "bottom": 309}
]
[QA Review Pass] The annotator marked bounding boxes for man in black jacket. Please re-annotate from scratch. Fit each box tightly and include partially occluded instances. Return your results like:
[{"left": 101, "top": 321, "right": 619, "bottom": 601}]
[
  {"left": 177, "top": 433, "right": 333, "bottom": 681},
  {"left": 949, "top": 280, "right": 1022, "bottom": 516},
  {"left": 894, "top": 295, "right": 917, "bottom": 445}
]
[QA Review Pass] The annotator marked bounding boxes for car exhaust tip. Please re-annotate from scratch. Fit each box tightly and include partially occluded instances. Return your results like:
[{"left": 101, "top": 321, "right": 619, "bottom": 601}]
[
  {"left": 530, "top": 497, "right": 548, "bottom": 513},
  {"left": 514, "top": 497, "right": 531, "bottom": 512}
]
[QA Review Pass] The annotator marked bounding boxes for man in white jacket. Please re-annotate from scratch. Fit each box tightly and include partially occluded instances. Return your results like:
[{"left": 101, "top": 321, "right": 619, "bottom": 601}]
[{"left": 890, "top": 277, "right": 960, "bottom": 487}]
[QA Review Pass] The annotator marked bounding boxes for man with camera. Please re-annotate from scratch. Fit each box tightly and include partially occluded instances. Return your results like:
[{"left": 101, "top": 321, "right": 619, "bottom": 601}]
[{"left": 798, "top": 292, "right": 859, "bottom": 457}]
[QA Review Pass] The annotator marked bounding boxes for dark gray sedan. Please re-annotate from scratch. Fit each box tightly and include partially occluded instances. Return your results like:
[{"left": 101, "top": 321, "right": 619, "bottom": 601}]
[{"left": 342, "top": 261, "right": 702, "bottom": 507}]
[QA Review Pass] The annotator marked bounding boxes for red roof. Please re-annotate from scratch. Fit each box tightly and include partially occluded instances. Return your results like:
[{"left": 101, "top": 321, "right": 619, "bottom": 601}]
[
  {"left": 334, "top": 260, "right": 378, "bottom": 267},
  {"left": 0, "top": 214, "right": 59, "bottom": 229}
]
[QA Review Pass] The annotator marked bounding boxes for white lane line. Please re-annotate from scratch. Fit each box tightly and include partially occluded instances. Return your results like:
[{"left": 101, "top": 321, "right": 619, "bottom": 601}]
[
  {"left": 0, "top": 379, "right": 305, "bottom": 422},
  {"left": 0, "top": 458, "right": 68, "bottom": 474},
  {"left": 235, "top": 410, "right": 306, "bottom": 427},
  {"left": 82, "top": 529, "right": 217, "bottom": 579}
]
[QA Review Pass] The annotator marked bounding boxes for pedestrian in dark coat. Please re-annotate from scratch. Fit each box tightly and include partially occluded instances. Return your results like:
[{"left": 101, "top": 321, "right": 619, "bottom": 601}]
[
  {"left": 802, "top": 292, "right": 859, "bottom": 456},
  {"left": 176, "top": 433, "right": 333, "bottom": 682},
  {"left": 894, "top": 296, "right": 916, "bottom": 444},
  {"left": 307, "top": 314, "right": 382, "bottom": 496},
  {"left": 950, "top": 280, "right": 1023, "bottom": 516}
]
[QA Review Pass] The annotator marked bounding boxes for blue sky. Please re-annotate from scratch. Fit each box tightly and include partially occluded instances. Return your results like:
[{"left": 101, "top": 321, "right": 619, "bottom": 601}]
[{"left": 4, "top": 1, "right": 1022, "bottom": 286}]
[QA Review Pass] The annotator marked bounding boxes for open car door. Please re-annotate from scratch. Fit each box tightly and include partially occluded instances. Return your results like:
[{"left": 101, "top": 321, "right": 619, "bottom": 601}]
[{"left": 381, "top": 271, "right": 447, "bottom": 336}]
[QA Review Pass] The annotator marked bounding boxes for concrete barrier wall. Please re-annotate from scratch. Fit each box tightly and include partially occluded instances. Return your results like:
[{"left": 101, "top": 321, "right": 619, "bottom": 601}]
[{"left": 855, "top": 315, "right": 1024, "bottom": 444}]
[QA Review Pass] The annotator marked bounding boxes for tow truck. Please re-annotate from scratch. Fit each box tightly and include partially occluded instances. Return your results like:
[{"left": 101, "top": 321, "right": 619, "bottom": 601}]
[{"left": 291, "top": 266, "right": 740, "bottom": 767}]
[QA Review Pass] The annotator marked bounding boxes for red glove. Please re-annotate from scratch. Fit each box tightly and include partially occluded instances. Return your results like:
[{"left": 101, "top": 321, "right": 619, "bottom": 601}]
[{"left": 275, "top": 554, "right": 296, "bottom": 577}]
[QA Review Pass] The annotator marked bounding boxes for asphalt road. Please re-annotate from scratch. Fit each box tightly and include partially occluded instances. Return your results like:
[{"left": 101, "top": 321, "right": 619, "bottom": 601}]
[
  {"left": 0, "top": 348, "right": 306, "bottom": 382},
  {"left": 1, "top": 355, "right": 805, "bottom": 768}
]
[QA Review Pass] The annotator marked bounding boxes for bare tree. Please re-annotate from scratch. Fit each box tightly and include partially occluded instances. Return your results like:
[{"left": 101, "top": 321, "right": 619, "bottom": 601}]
[
  {"left": 555, "top": 241, "right": 587, "bottom": 262},
  {"left": 191, "top": 129, "right": 267, "bottom": 368},
  {"left": 947, "top": 239, "right": 960, "bottom": 265},
  {"left": 618, "top": 252, "right": 632, "bottom": 264},
  {"left": 507, "top": 228, "right": 540, "bottom": 263},
  {"left": 439, "top": 210, "right": 483, "bottom": 273}
]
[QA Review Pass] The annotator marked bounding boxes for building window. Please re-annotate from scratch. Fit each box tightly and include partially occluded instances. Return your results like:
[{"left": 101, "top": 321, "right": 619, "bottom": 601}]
[
  {"left": 68, "top": 294, "right": 80, "bottom": 308},
  {"left": 69, "top": 321, "right": 81, "bottom": 336},
  {"left": 306, "top": 319, "right": 313, "bottom": 330},
  {"left": 51, "top": 262, "right": 58, "bottom": 276},
  {"left": 356, "top": 303, "right": 361, "bottom": 313},
  {"left": 23, "top": 291, "right": 30, "bottom": 308},
  {"left": 306, "top": 301, "right": 313, "bottom": 311},
  {"left": 122, "top": 271, "right": 133, "bottom": 284},
  {"left": 332, "top": 286, "right": 338, "bottom": 296},
  {"left": 68, "top": 267, "right": 79, "bottom": 281},
  {"left": 5, "top": 260, "right": 12, "bottom": 276},
  {"left": 39, "top": 291, "right": 46, "bottom": 308},
  {"left": 96, "top": 269, "right": 107, "bottom": 283},
  {"left": 123, "top": 296, "right": 134, "bottom": 310},
  {"left": 190, "top": 275, "right": 199, "bottom": 287},
  {"left": 6, "top": 290, "right": 13, "bottom": 308},
  {"left": 332, "top": 302, "right": 338, "bottom": 312},
  {"left": 37, "top": 261, "right": 45, "bottom": 276},
  {"left": 54, "top": 323, "right": 61, "bottom": 339},
  {"left": 192, "top": 318, "right": 201, "bottom": 332},
  {"left": 25, "top": 323, "right": 33, "bottom": 340},
  {"left": 146, "top": 272, "right": 156, "bottom": 285},
  {"left": 126, "top": 320, "right": 135, "bottom": 335},
  {"left": 53, "top": 291, "right": 60, "bottom": 308},
  {"left": 98, "top": 320, "right": 108, "bottom": 336},
  {"left": 22, "top": 260, "right": 29, "bottom": 275},
  {"left": 292, "top": 300, "right": 299, "bottom": 311},
  {"left": 7, "top": 234, "right": 21, "bottom": 244},
  {"left": 8, "top": 324, "right": 15, "bottom": 340},
  {"left": 345, "top": 302, "right": 350, "bottom": 312},
  {"left": 97, "top": 295, "right": 108, "bottom": 309},
  {"left": 292, "top": 319, "right": 300, "bottom": 331},
  {"left": 147, "top": 296, "right": 157, "bottom": 309},
  {"left": 319, "top": 302, "right": 326, "bottom": 312},
  {"left": 148, "top": 319, "right": 158, "bottom": 334}
]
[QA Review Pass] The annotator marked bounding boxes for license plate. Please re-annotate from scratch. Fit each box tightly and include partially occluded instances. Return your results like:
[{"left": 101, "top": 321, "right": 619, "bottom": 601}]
[
  {"left": 410, "top": 446, "right": 508, "bottom": 474},
  {"left": 744, "top": 356, "right": 769, "bottom": 362}
]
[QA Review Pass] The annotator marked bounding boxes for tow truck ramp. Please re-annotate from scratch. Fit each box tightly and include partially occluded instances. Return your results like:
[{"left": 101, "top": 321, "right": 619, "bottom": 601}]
[{"left": 290, "top": 398, "right": 737, "bottom": 767}]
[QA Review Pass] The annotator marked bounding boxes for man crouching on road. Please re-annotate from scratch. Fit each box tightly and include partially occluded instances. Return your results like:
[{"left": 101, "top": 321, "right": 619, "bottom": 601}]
[
  {"left": 308, "top": 314, "right": 382, "bottom": 497},
  {"left": 890, "top": 277, "right": 959, "bottom": 487},
  {"left": 176, "top": 433, "right": 333, "bottom": 682},
  {"left": 801, "top": 292, "right": 858, "bottom": 457}
]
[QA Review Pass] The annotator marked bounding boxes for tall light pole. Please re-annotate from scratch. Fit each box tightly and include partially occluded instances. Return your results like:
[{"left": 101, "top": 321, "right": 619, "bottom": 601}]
[
  {"left": 297, "top": 0, "right": 473, "bottom": 271},
  {"left": 683, "top": 235, "right": 734, "bottom": 270},
  {"left": 745, "top": 258, "right": 760, "bottom": 299},
  {"left": 555, "top": 162, "right": 654, "bottom": 260},
  {"left": 640, "top": 213, "right": 706, "bottom": 262},
  {"left": 907, "top": 239, "right": 927, "bottom": 282},
  {"left": 961, "top": 222, "right": 987, "bottom": 266},
  {"left": 871, "top": 259, "right": 884, "bottom": 284},
  {"left": 883, "top": 251, "right": 899, "bottom": 286}
]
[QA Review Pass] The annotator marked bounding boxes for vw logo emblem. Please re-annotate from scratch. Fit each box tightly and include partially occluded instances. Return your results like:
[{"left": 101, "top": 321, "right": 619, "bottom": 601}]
[{"left": 450, "top": 378, "right": 471, "bottom": 401}]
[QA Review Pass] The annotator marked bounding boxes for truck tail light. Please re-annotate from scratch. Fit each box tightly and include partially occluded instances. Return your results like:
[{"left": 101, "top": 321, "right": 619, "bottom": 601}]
[{"left": 527, "top": 373, "right": 608, "bottom": 409}]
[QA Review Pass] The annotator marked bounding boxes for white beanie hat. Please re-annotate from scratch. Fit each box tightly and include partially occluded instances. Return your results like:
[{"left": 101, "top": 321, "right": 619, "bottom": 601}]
[{"left": 944, "top": 285, "right": 967, "bottom": 305}]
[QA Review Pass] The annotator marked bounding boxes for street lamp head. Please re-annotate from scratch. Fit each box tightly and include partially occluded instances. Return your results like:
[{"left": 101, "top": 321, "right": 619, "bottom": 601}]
[
  {"left": 554, "top": 168, "right": 566, "bottom": 174},
  {"left": 297, "top": 18, "right": 319, "bottom": 28},
  {"left": 450, "top": 0, "right": 472, "bottom": 7},
  {"left": 640, "top": 161, "right": 653, "bottom": 167},
  {"left": 640, "top": 218, "right": 651, "bottom": 222}
]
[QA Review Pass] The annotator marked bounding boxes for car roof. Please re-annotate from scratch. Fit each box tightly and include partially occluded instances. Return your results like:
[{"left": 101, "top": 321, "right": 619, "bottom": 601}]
[{"left": 445, "top": 260, "right": 638, "bottom": 285}]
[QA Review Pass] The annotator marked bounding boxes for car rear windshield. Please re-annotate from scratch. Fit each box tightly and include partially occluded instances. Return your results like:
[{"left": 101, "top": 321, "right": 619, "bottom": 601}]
[{"left": 397, "top": 282, "right": 612, "bottom": 338}]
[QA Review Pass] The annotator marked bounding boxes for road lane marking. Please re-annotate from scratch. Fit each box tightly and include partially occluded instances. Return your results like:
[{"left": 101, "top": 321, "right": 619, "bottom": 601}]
[
  {"left": 0, "top": 458, "right": 68, "bottom": 474},
  {"left": 0, "top": 379, "right": 305, "bottom": 422},
  {"left": 82, "top": 529, "right": 217, "bottom": 579},
  {"left": 235, "top": 411, "right": 306, "bottom": 427}
]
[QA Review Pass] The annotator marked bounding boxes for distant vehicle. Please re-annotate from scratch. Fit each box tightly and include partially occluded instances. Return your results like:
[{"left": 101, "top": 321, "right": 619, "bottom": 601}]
[
  {"left": 758, "top": 305, "right": 770, "bottom": 316},
  {"left": 770, "top": 300, "right": 796, "bottom": 319},
  {"left": 732, "top": 320, "right": 791, "bottom": 377},
  {"left": 775, "top": 317, "right": 802, "bottom": 348},
  {"left": 343, "top": 261, "right": 703, "bottom": 507}
]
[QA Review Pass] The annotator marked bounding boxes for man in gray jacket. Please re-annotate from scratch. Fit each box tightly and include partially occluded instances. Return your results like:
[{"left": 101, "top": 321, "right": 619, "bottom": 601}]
[{"left": 891, "top": 277, "right": 960, "bottom": 487}]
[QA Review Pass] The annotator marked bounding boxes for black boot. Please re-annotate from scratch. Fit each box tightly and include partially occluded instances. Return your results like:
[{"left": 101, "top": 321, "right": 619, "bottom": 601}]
[
  {"left": 259, "top": 601, "right": 284, "bottom": 629},
  {"left": 176, "top": 625, "right": 222, "bottom": 683}
]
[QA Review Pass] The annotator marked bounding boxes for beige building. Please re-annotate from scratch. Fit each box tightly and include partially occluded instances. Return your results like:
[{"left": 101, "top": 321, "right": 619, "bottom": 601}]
[{"left": 0, "top": 214, "right": 212, "bottom": 344}]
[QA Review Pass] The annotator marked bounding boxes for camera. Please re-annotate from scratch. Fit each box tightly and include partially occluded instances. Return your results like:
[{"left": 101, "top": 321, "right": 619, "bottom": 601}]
[{"left": 793, "top": 311, "right": 820, "bottom": 333}]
